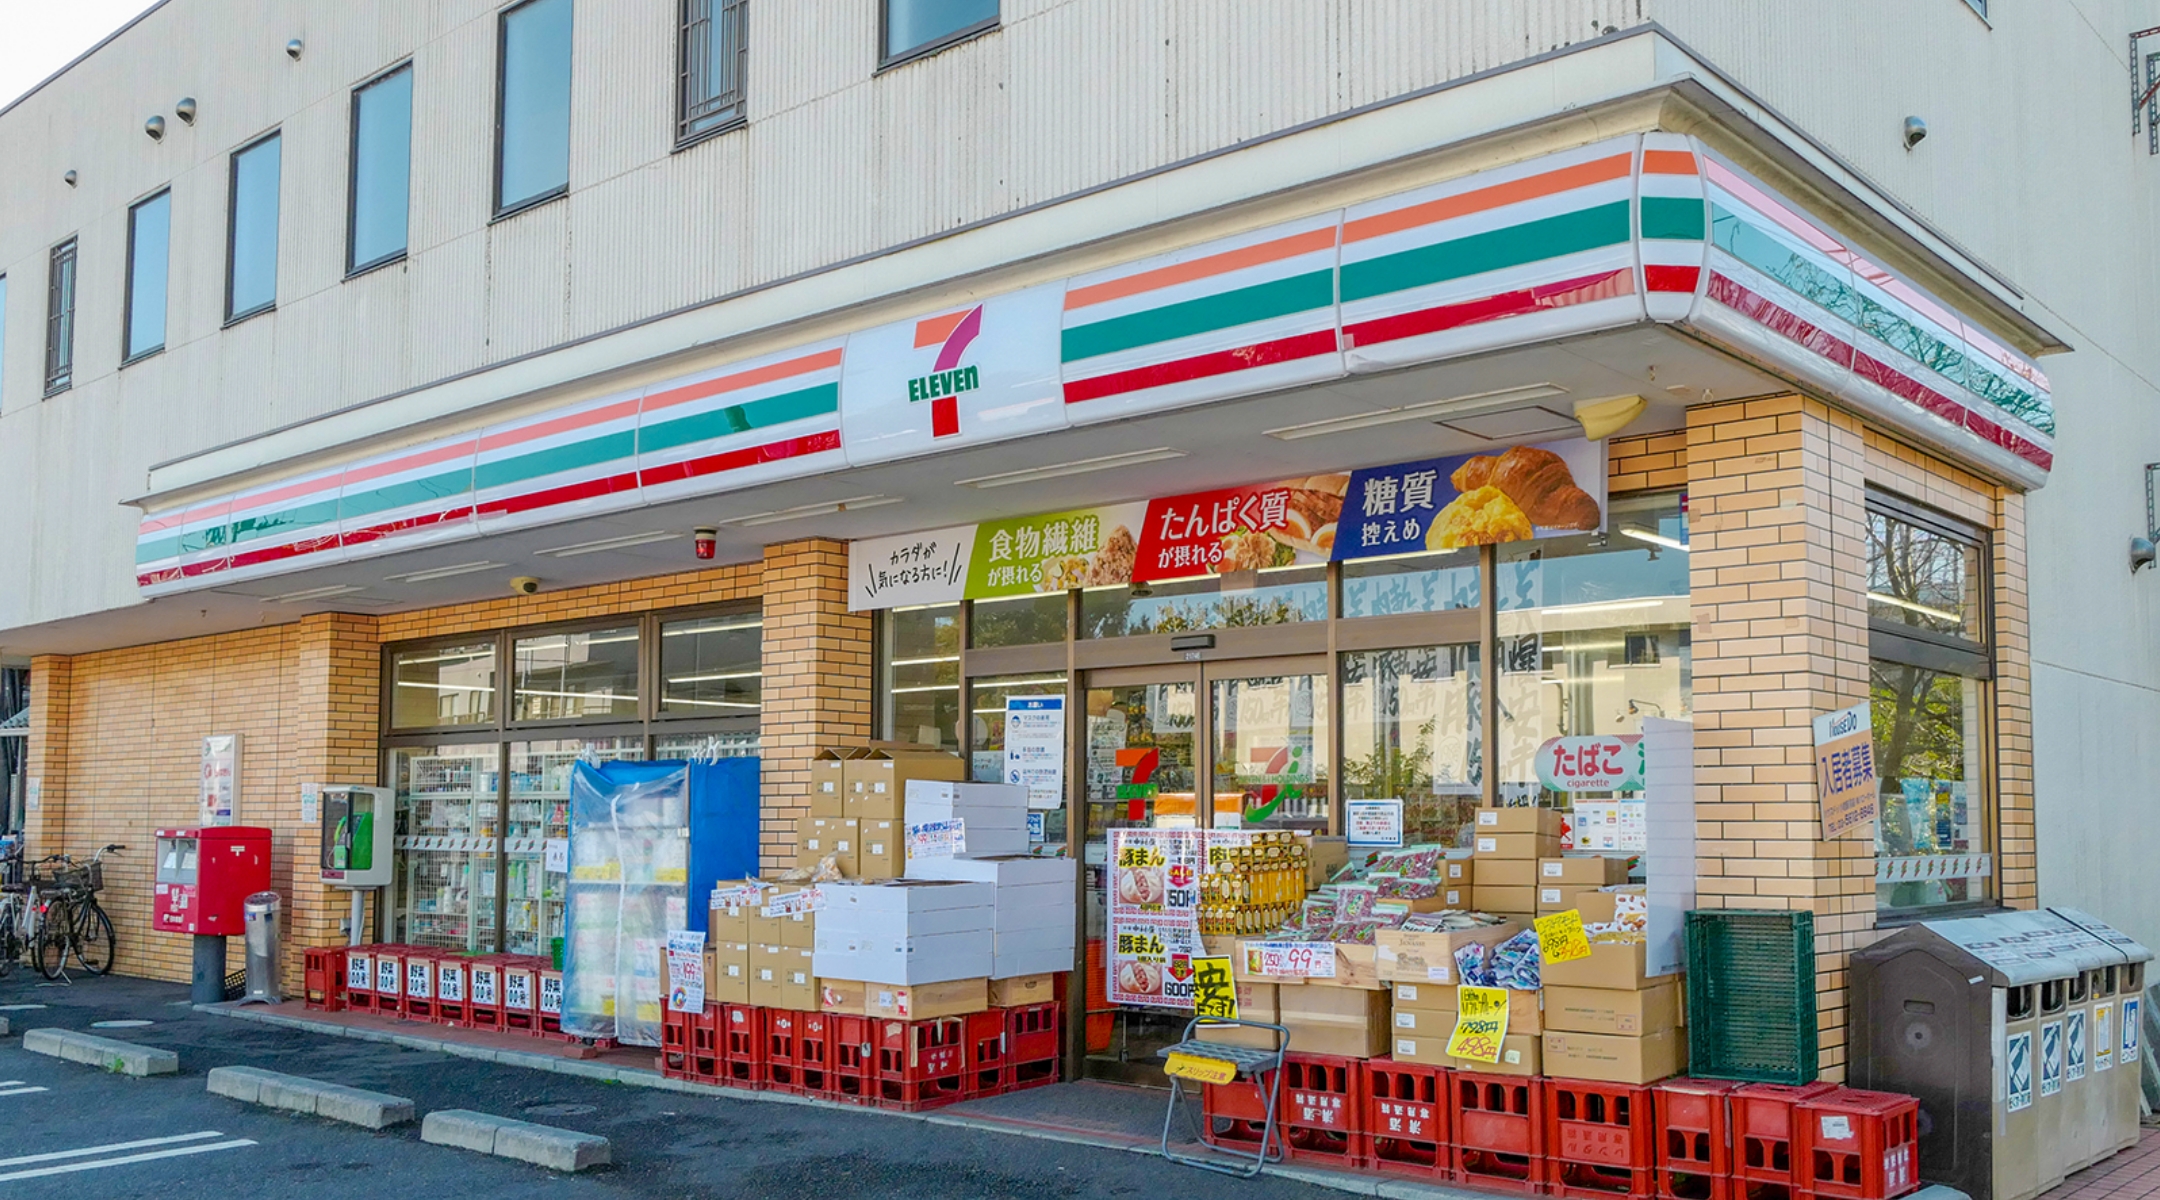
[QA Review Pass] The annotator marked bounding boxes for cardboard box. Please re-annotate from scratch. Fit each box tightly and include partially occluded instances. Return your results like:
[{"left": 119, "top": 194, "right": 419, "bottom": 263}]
[
  {"left": 1390, "top": 1034, "right": 1455, "bottom": 1067},
  {"left": 1474, "top": 885, "right": 1537, "bottom": 914},
  {"left": 1390, "top": 1032, "right": 1540, "bottom": 1074},
  {"left": 1573, "top": 889, "right": 1647, "bottom": 928},
  {"left": 750, "top": 944, "right": 817, "bottom": 1011},
  {"left": 1542, "top": 982, "right": 1680, "bottom": 1037},
  {"left": 1473, "top": 832, "right": 1563, "bottom": 859},
  {"left": 845, "top": 748, "right": 965, "bottom": 820},
  {"left": 1475, "top": 859, "right": 1538, "bottom": 888},
  {"left": 903, "top": 780, "right": 1030, "bottom": 858},
  {"left": 1280, "top": 985, "right": 1390, "bottom": 1058},
  {"left": 1539, "top": 941, "right": 1659, "bottom": 990},
  {"left": 1542, "top": 1028, "right": 1684, "bottom": 1085},
  {"left": 1444, "top": 856, "right": 1474, "bottom": 884},
  {"left": 1441, "top": 885, "right": 1472, "bottom": 909},
  {"left": 1538, "top": 885, "right": 1597, "bottom": 912},
  {"left": 992, "top": 947, "right": 1077, "bottom": 979},
  {"left": 810, "top": 749, "right": 865, "bottom": 818},
  {"left": 1303, "top": 835, "right": 1350, "bottom": 887},
  {"left": 1198, "top": 981, "right": 1282, "bottom": 1050},
  {"left": 989, "top": 973, "right": 1057, "bottom": 1008},
  {"left": 814, "top": 880, "right": 996, "bottom": 984},
  {"left": 800, "top": 817, "right": 860, "bottom": 876},
  {"left": 746, "top": 884, "right": 818, "bottom": 947},
  {"left": 709, "top": 881, "right": 765, "bottom": 943},
  {"left": 1374, "top": 923, "right": 1522, "bottom": 984},
  {"left": 710, "top": 942, "right": 752, "bottom": 1006},
  {"left": 1473, "top": 808, "right": 1565, "bottom": 837},
  {"left": 1391, "top": 984, "right": 1543, "bottom": 1033},
  {"left": 1538, "top": 855, "right": 1633, "bottom": 887},
  {"left": 863, "top": 977, "right": 989, "bottom": 1020},
  {"left": 819, "top": 978, "right": 868, "bottom": 1014},
  {"left": 858, "top": 819, "right": 903, "bottom": 879}
]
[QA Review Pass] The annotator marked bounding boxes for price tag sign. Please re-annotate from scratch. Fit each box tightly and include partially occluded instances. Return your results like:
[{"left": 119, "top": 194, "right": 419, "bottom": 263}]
[
  {"left": 1243, "top": 941, "right": 1337, "bottom": 979},
  {"left": 1447, "top": 985, "right": 1511, "bottom": 1063},
  {"left": 906, "top": 818, "right": 967, "bottom": 859},
  {"left": 760, "top": 887, "right": 826, "bottom": 918},
  {"left": 712, "top": 883, "right": 765, "bottom": 908},
  {"left": 1163, "top": 1052, "right": 1238, "bottom": 1086},
  {"left": 1192, "top": 957, "right": 1239, "bottom": 1021},
  {"left": 1535, "top": 909, "right": 1592, "bottom": 964}
]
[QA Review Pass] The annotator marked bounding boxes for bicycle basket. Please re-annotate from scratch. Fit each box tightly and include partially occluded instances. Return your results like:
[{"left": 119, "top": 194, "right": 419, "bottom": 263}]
[
  {"left": 84, "top": 861, "right": 102, "bottom": 892},
  {"left": 49, "top": 866, "right": 90, "bottom": 893}
]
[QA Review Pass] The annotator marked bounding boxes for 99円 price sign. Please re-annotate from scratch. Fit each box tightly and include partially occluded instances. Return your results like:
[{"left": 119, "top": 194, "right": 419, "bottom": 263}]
[{"left": 1242, "top": 941, "right": 1337, "bottom": 980}]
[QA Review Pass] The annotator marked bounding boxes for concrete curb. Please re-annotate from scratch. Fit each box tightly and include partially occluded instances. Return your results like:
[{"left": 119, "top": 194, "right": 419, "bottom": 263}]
[
  {"left": 206, "top": 1065, "right": 415, "bottom": 1128},
  {"left": 21, "top": 1027, "right": 178, "bottom": 1077},
  {"left": 197, "top": 1004, "right": 1487, "bottom": 1197},
  {"left": 0, "top": 1015, "right": 10, "bottom": 1037},
  {"left": 421, "top": 1109, "right": 611, "bottom": 1172}
]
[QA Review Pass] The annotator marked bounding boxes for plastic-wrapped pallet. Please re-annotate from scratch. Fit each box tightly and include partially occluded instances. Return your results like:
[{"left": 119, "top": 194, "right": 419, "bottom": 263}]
[
  {"left": 902, "top": 780, "right": 1028, "bottom": 859},
  {"left": 561, "top": 762, "right": 689, "bottom": 1047},
  {"left": 903, "top": 855, "right": 1075, "bottom": 978}
]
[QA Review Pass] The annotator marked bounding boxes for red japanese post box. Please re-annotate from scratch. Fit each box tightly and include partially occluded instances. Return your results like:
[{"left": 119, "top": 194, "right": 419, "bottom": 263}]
[{"left": 155, "top": 826, "right": 272, "bottom": 935}]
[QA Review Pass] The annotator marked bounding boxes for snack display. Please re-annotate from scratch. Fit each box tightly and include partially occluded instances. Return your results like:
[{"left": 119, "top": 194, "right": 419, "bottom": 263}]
[{"left": 1489, "top": 929, "right": 1544, "bottom": 989}]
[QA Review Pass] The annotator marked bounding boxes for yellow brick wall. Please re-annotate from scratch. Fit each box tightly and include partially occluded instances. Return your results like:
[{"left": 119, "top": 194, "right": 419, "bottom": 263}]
[{"left": 757, "top": 538, "right": 872, "bottom": 872}]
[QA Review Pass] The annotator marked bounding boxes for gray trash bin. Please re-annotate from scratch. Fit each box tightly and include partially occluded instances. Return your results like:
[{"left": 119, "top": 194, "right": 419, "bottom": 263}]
[
  {"left": 242, "top": 891, "right": 282, "bottom": 1005},
  {"left": 1851, "top": 908, "right": 2148, "bottom": 1200}
]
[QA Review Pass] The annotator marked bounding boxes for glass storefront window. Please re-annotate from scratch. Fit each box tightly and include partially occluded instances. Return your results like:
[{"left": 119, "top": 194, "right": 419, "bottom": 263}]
[
  {"left": 1341, "top": 645, "right": 1481, "bottom": 847},
  {"left": 513, "top": 626, "right": 640, "bottom": 721},
  {"left": 1079, "top": 565, "right": 1328, "bottom": 638},
  {"left": 390, "top": 743, "right": 500, "bottom": 951},
  {"left": 1868, "top": 510, "right": 1982, "bottom": 641},
  {"left": 505, "top": 736, "right": 643, "bottom": 958},
  {"left": 1870, "top": 662, "right": 1986, "bottom": 909},
  {"left": 969, "top": 672, "right": 1071, "bottom": 844},
  {"left": 881, "top": 604, "right": 960, "bottom": 748},
  {"left": 659, "top": 613, "right": 762, "bottom": 716},
  {"left": 655, "top": 730, "right": 760, "bottom": 759},
  {"left": 1341, "top": 549, "right": 1480, "bottom": 618},
  {"left": 390, "top": 642, "right": 497, "bottom": 728},
  {"left": 1211, "top": 673, "right": 1330, "bottom": 831},
  {"left": 1495, "top": 490, "right": 1691, "bottom": 805},
  {"left": 970, "top": 593, "right": 1068, "bottom": 647}
]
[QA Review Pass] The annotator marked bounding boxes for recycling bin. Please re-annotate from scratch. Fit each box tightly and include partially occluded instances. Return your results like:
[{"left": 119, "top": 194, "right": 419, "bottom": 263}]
[
  {"left": 2050, "top": 908, "right": 2154, "bottom": 1159},
  {"left": 242, "top": 891, "right": 282, "bottom": 1004},
  {"left": 1850, "top": 908, "right": 2145, "bottom": 1200}
]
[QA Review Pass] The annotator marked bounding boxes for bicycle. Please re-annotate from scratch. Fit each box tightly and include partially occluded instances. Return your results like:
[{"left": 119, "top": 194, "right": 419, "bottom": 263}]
[
  {"left": 0, "top": 841, "right": 27, "bottom": 979},
  {"left": 35, "top": 844, "right": 124, "bottom": 980}
]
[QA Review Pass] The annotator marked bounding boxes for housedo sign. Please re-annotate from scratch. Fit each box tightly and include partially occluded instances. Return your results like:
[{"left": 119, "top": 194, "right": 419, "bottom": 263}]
[{"left": 1813, "top": 702, "right": 1878, "bottom": 839}]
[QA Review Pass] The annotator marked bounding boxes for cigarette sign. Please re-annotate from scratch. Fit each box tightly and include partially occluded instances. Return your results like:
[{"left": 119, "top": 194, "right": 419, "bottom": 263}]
[{"left": 1812, "top": 702, "right": 1878, "bottom": 839}]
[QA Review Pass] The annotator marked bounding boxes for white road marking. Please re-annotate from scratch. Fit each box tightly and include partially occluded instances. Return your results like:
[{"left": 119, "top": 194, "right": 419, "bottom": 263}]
[
  {"left": 0, "top": 1088, "right": 49, "bottom": 1098},
  {"left": 0, "top": 1138, "right": 254, "bottom": 1183},
  {"left": 0, "top": 1131, "right": 226, "bottom": 1169},
  {"left": 0, "top": 1082, "right": 22, "bottom": 1088}
]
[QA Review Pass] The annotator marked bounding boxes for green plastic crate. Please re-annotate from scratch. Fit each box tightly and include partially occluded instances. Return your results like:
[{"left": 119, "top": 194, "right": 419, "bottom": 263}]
[{"left": 1685, "top": 909, "right": 1818, "bottom": 1084}]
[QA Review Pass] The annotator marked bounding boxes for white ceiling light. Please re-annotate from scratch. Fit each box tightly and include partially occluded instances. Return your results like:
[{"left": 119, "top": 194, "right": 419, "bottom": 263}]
[
  {"left": 955, "top": 447, "right": 1187, "bottom": 489},
  {"left": 265, "top": 583, "right": 368, "bottom": 604},
  {"left": 1263, "top": 384, "right": 1567, "bottom": 441},
  {"left": 383, "top": 560, "right": 504, "bottom": 584},
  {"left": 536, "top": 530, "right": 680, "bottom": 558},
  {"left": 717, "top": 495, "right": 901, "bottom": 528},
  {"left": 1620, "top": 527, "right": 1690, "bottom": 553}
]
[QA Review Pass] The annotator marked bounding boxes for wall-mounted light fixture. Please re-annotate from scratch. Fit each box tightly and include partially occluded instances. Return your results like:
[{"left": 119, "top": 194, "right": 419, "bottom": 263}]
[
  {"left": 63, "top": 170, "right": 77, "bottom": 187},
  {"left": 1903, "top": 116, "right": 1929, "bottom": 150},
  {"left": 175, "top": 97, "right": 197, "bottom": 124}
]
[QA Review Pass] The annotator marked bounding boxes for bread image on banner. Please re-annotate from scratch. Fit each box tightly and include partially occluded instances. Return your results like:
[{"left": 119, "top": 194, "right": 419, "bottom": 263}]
[{"left": 1335, "top": 439, "right": 1608, "bottom": 561}]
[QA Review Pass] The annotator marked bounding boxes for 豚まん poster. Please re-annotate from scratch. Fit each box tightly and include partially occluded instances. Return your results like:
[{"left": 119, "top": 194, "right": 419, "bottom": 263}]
[{"left": 1107, "top": 829, "right": 1203, "bottom": 1008}]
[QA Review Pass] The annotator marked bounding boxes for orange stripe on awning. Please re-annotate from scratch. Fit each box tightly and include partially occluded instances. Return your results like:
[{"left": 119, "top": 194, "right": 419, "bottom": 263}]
[
  {"left": 1064, "top": 226, "right": 1337, "bottom": 311},
  {"left": 914, "top": 309, "right": 972, "bottom": 349},
  {"left": 642, "top": 346, "right": 846, "bottom": 412},
  {"left": 1641, "top": 149, "right": 1699, "bottom": 176},
  {"left": 1342, "top": 153, "right": 1632, "bottom": 244}
]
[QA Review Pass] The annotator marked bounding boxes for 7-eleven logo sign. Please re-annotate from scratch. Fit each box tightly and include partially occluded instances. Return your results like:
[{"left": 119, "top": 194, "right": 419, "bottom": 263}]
[{"left": 905, "top": 305, "right": 983, "bottom": 438}]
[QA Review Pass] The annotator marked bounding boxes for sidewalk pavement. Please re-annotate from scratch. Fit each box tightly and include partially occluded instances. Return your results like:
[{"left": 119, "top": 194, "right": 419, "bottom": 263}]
[{"left": 2054, "top": 1129, "right": 2160, "bottom": 1200}]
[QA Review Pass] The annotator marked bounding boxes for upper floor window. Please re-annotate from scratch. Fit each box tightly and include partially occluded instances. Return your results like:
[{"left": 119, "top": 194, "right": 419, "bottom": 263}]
[
  {"left": 124, "top": 190, "right": 171, "bottom": 362},
  {"left": 496, "top": 0, "right": 573, "bottom": 215},
  {"left": 45, "top": 240, "right": 76, "bottom": 395},
  {"left": 883, "top": 0, "right": 996, "bottom": 65},
  {"left": 226, "top": 132, "right": 282, "bottom": 321},
  {"left": 349, "top": 64, "right": 414, "bottom": 274},
  {"left": 678, "top": 0, "right": 746, "bottom": 143}
]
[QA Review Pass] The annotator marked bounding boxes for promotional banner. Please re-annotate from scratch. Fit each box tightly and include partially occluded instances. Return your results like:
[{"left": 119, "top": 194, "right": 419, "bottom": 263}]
[
  {"left": 969, "top": 503, "right": 1146, "bottom": 598},
  {"left": 1339, "top": 440, "right": 1607, "bottom": 558},
  {"left": 1448, "top": 986, "right": 1511, "bottom": 1064},
  {"left": 200, "top": 734, "right": 241, "bottom": 826},
  {"left": 848, "top": 524, "right": 976, "bottom": 611},
  {"left": 1132, "top": 475, "right": 1347, "bottom": 582},
  {"left": 1534, "top": 735, "right": 1645, "bottom": 793},
  {"left": 1813, "top": 702, "right": 1879, "bottom": 838},
  {"left": 1106, "top": 829, "right": 1205, "bottom": 1009},
  {"left": 665, "top": 930, "right": 706, "bottom": 1014},
  {"left": 1002, "top": 695, "right": 1068, "bottom": 809}
]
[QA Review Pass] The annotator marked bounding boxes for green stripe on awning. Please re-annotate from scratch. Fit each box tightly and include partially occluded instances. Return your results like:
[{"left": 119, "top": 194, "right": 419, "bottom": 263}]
[
  {"left": 1060, "top": 270, "right": 1334, "bottom": 364},
  {"left": 638, "top": 382, "right": 839, "bottom": 455},
  {"left": 1340, "top": 202, "right": 1631, "bottom": 303},
  {"left": 1639, "top": 196, "right": 1706, "bottom": 241}
]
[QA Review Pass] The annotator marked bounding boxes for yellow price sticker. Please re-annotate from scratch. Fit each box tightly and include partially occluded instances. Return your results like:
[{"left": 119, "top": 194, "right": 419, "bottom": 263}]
[
  {"left": 1164, "top": 1052, "right": 1239, "bottom": 1086},
  {"left": 1447, "top": 984, "right": 1510, "bottom": 1063},
  {"left": 1191, "top": 956, "right": 1239, "bottom": 1022},
  {"left": 1536, "top": 909, "right": 1592, "bottom": 964}
]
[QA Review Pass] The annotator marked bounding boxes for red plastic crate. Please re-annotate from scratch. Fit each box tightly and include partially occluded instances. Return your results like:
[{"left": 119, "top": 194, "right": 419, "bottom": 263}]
[
  {"left": 1362, "top": 1058, "right": 1450, "bottom": 1180},
  {"left": 823, "top": 1013, "right": 879, "bottom": 1105},
  {"left": 499, "top": 959, "right": 540, "bottom": 1033},
  {"left": 372, "top": 947, "right": 407, "bottom": 1018},
  {"left": 400, "top": 949, "right": 438, "bottom": 1022},
  {"left": 1792, "top": 1088, "right": 1919, "bottom": 1200},
  {"left": 1451, "top": 1070, "right": 1549, "bottom": 1194},
  {"left": 874, "top": 1015, "right": 970, "bottom": 1111},
  {"left": 1281, "top": 1053, "right": 1365, "bottom": 1167},
  {"left": 432, "top": 957, "right": 470, "bottom": 1026},
  {"left": 718, "top": 1003, "right": 766, "bottom": 1089},
  {"left": 964, "top": 1009, "right": 1008, "bottom": 1095},
  {"left": 1546, "top": 1078, "right": 1657, "bottom": 1199},
  {"left": 465, "top": 957, "right": 508, "bottom": 1033},
  {"left": 660, "top": 1005, "right": 695, "bottom": 1076},
  {"left": 303, "top": 947, "right": 347, "bottom": 1011},
  {"left": 794, "top": 1011, "right": 834, "bottom": 1094},
  {"left": 1655, "top": 1078, "right": 1745, "bottom": 1200},
  {"left": 688, "top": 1005, "right": 722, "bottom": 1081},
  {"left": 1733, "top": 1082, "right": 1839, "bottom": 1200},
  {"left": 765, "top": 1010, "right": 809, "bottom": 1090},
  {"left": 343, "top": 945, "right": 379, "bottom": 1014},
  {"left": 534, "top": 967, "right": 566, "bottom": 1036},
  {"left": 1200, "top": 1069, "right": 1280, "bottom": 1153},
  {"left": 1003, "top": 1002, "right": 1062, "bottom": 1092}
]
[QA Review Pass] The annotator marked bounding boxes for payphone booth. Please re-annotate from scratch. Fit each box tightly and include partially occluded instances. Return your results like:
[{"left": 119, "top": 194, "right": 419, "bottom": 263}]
[{"left": 318, "top": 785, "right": 392, "bottom": 946}]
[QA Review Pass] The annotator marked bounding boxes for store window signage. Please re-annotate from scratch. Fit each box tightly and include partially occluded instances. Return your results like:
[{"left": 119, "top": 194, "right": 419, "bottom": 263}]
[
  {"left": 1535, "top": 734, "right": 1644, "bottom": 793},
  {"left": 1132, "top": 475, "right": 1345, "bottom": 582},
  {"left": 849, "top": 524, "right": 974, "bottom": 610},
  {"left": 1813, "top": 701, "right": 1879, "bottom": 839},
  {"left": 967, "top": 502, "right": 1146, "bottom": 598}
]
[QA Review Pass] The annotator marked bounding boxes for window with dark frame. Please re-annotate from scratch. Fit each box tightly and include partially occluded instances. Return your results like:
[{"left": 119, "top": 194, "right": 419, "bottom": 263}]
[
  {"left": 1865, "top": 490, "right": 1993, "bottom": 914},
  {"left": 495, "top": 0, "right": 574, "bottom": 216},
  {"left": 678, "top": 0, "right": 747, "bottom": 143},
  {"left": 226, "top": 132, "right": 282, "bottom": 321},
  {"left": 349, "top": 64, "right": 415, "bottom": 274},
  {"left": 124, "top": 190, "right": 172, "bottom": 362},
  {"left": 44, "top": 239, "right": 76, "bottom": 395},
  {"left": 882, "top": 0, "right": 997, "bottom": 66}
]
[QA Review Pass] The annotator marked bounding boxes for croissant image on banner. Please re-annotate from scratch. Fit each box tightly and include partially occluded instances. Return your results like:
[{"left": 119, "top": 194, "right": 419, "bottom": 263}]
[{"left": 1451, "top": 445, "right": 1602, "bottom": 530}]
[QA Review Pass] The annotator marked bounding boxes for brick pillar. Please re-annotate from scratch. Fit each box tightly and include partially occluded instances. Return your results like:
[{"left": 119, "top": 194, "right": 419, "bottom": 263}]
[
  {"left": 1991, "top": 490, "right": 2037, "bottom": 907},
  {"left": 759, "top": 538, "right": 872, "bottom": 874},
  {"left": 23, "top": 654, "right": 72, "bottom": 853},
  {"left": 283, "top": 613, "right": 382, "bottom": 990},
  {"left": 1686, "top": 395, "right": 1873, "bottom": 1082}
]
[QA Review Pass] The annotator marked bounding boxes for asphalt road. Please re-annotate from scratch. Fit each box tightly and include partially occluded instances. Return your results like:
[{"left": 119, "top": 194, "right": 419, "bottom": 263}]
[{"left": 0, "top": 970, "right": 1343, "bottom": 1199}]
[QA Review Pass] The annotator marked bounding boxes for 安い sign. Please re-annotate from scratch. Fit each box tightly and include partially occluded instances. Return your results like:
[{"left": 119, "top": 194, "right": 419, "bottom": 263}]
[
  {"left": 1192, "top": 957, "right": 1238, "bottom": 1021},
  {"left": 1534, "top": 735, "right": 1643, "bottom": 793},
  {"left": 1813, "top": 702, "right": 1878, "bottom": 839}
]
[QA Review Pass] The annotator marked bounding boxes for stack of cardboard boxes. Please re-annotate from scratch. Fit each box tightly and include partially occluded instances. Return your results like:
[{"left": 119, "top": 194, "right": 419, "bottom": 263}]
[
  {"left": 1538, "top": 893, "right": 1684, "bottom": 1084},
  {"left": 804, "top": 747, "right": 966, "bottom": 878},
  {"left": 814, "top": 880, "right": 998, "bottom": 1018},
  {"left": 1376, "top": 922, "right": 1539, "bottom": 1073},
  {"left": 1469, "top": 809, "right": 1562, "bottom": 924},
  {"left": 906, "top": 852, "right": 1075, "bottom": 980},
  {"left": 1535, "top": 855, "right": 1632, "bottom": 916},
  {"left": 707, "top": 882, "right": 820, "bottom": 1010}
]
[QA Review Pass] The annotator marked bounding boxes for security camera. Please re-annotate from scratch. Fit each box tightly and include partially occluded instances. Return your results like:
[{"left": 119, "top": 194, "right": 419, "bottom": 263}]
[
  {"left": 510, "top": 576, "right": 541, "bottom": 595},
  {"left": 1903, "top": 116, "right": 1928, "bottom": 151}
]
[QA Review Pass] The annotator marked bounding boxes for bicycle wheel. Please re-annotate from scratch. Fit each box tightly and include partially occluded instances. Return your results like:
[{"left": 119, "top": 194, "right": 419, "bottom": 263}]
[
  {"left": 34, "top": 904, "right": 70, "bottom": 979},
  {"left": 73, "top": 902, "right": 115, "bottom": 975},
  {"left": 0, "top": 903, "right": 18, "bottom": 979}
]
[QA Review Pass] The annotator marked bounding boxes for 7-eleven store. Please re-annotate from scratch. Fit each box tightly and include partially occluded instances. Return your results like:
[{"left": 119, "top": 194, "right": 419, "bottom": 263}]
[{"left": 32, "top": 68, "right": 2045, "bottom": 1091}]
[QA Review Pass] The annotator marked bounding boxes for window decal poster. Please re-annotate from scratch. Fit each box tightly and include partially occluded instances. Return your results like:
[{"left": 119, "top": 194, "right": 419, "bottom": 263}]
[
  {"left": 1337, "top": 439, "right": 1606, "bottom": 558},
  {"left": 1106, "top": 829, "right": 1203, "bottom": 1009}
]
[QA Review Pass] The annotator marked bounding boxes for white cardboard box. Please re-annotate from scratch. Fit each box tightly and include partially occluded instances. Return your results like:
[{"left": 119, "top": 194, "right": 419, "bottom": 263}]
[
  {"left": 812, "top": 929, "right": 993, "bottom": 985},
  {"left": 905, "top": 854, "right": 1074, "bottom": 887},
  {"left": 816, "top": 902, "right": 992, "bottom": 943},
  {"left": 818, "top": 880, "right": 996, "bottom": 915},
  {"left": 905, "top": 779, "right": 1029, "bottom": 814},
  {"left": 993, "top": 947, "right": 1077, "bottom": 978}
]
